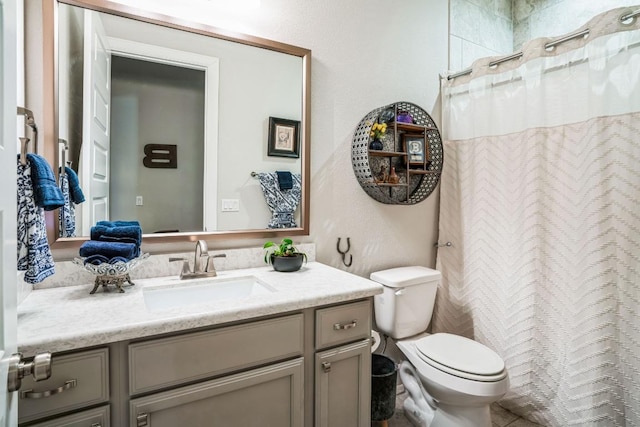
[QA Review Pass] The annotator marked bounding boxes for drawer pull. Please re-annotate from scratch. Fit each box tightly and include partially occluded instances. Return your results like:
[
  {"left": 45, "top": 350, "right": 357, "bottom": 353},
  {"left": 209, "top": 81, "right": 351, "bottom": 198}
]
[
  {"left": 137, "top": 412, "right": 150, "bottom": 427},
  {"left": 20, "top": 379, "right": 77, "bottom": 399},
  {"left": 333, "top": 320, "right": 357, "bottom": 331},
  {"left": 322, "top": 362, "right": 332, "bottom": 373}
]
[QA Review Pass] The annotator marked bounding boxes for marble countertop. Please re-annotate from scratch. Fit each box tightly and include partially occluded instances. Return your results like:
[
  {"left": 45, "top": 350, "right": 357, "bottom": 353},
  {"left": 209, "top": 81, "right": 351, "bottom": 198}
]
[{"left": 17, "top": 262, "right": 383, "bottom": 356}]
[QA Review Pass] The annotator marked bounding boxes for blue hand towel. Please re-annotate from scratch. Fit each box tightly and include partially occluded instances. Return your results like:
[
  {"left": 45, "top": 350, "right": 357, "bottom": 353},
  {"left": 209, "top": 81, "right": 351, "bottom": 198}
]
[
  {"left": 91, "top": 224, "right": 142, "bottom": 247},
  {"left": 64, "top": 167, "right": 85, "bottom": 204},
  {"left": 79, "top": 240, "right": 137, "bottom": 260},
  {"left": 276, "top": 171, "right": 293, "bottom": 190},
  {"left": 26, "top": 153, "right": 65, "bottom": 211}
]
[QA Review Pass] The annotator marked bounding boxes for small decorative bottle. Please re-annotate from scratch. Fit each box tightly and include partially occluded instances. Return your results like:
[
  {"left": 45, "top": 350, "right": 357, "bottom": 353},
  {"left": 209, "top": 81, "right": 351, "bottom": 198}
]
[
  {"left": 369, "top": 138, "right": 384, "bottom": 150},
  {"left": 386, "top": 166, "right": 399, "bottom": 184}
]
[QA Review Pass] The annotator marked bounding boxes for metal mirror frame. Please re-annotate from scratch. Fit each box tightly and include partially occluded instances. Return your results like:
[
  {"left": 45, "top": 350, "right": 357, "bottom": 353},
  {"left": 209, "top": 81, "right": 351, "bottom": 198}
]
[{"left": 41, "top": 0, "right": 311, "bottom": 250}]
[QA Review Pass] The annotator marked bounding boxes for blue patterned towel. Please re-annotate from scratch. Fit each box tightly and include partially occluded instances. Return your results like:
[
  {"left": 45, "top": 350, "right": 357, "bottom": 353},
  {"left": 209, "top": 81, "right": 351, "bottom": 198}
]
[
  {"left": 256, "top": 172, "right": 302, "bottom": 229},
  {"left": 64, "top": 166, "right": 85, "bottom": 204},
  {"left": 26, "top": 153, "right": 64, "bottom": 211},
  {"left": 58, "top": 173, "right": 76, "bottom": 238},
  {"left": 17, "top": 159, "right": 55, "bottom": 283},
  {"left": 79, "top": 240, "right": 138, "bottom": 260}
]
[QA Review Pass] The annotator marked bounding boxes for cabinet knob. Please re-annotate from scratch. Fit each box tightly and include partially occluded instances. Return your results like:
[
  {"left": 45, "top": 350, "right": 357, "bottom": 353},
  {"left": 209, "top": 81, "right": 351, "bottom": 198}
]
[{"left": 322, "top": 362, "right": 332, "bottom": 373}]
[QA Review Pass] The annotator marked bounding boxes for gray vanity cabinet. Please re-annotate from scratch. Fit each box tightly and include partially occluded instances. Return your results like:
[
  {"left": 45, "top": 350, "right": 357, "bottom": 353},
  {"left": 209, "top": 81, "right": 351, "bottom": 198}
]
[
  {"left": 314, "top": 301, "right": 372, "bottom": 427},
  {"left": 19, "top": 299, "right": 373, "bottom": 427}
]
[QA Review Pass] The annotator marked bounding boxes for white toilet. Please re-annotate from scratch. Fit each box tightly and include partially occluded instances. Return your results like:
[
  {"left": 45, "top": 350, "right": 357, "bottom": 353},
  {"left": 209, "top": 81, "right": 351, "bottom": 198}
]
[{"left": 371, "top": 266, "right": 509, "bottom": 427}]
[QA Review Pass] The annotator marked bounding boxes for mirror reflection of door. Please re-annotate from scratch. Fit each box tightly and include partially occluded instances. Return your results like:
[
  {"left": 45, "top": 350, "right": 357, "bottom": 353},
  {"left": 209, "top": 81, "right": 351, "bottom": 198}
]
[
  {"left": 80, "top": 9, "right": 111, "bottom": 236},
  {"left": 110, "top": 56, "right": 205, "bottom": 234},
  {"left": 71, "top": 9, "right": 219, "bottom": 235}
]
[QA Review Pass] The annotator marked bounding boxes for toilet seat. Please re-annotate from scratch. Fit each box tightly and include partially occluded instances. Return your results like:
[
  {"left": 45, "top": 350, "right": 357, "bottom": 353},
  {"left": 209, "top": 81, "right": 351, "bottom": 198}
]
[{"left": 415, "top": 333, "right": 507, "bottom": 382}]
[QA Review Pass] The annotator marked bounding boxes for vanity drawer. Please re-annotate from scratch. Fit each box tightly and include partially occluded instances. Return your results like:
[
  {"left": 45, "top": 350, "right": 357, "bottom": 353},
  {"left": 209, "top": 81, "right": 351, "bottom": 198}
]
[
  {"left": 18, "top": 348, "right": 109, "bottom": 424},
  {"left": 129, "top": 314, "right": 304, "bottom": 395},
  {"left": 25, "top": 405, "right": 110, "bottom": 427},
  {"left": 315, "top": 300, "right": 371, "bottom": 349}
]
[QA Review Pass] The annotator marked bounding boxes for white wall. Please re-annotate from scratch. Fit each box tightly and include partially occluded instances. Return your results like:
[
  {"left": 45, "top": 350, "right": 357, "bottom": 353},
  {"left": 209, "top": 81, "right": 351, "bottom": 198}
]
[{"left": 49, "top": 0, "right": 449, "bottom": 277}]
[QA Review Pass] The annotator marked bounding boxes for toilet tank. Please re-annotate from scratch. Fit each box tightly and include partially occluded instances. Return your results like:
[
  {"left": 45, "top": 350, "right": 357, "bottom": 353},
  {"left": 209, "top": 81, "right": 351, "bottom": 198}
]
[{"left": 371, "top": 266, "right": 441, "bottom": 339}]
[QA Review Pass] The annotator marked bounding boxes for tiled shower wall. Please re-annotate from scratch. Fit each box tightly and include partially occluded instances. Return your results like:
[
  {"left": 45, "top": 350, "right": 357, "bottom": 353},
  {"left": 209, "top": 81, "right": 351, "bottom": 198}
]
[
  {"left": 450, "top": 0, "right": 638, "bottom": 72},
  {"left": 513, "top": 0, "right": 640, "bottom": 50},
  {"left": 449, "top": 0, "right": 513, "bottom": 72}
]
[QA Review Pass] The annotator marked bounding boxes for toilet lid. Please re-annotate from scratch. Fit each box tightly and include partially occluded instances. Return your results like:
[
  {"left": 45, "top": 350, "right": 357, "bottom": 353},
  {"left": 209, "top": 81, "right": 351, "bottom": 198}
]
[{"left": 415, "top": 333, "right": 506, "bottom": 381}]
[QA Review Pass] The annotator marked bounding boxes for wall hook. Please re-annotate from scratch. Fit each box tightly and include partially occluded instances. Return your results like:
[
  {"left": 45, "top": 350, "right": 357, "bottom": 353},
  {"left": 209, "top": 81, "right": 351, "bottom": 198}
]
[{"left": 337, "top": 237, "right": 353, "bottom": 267}]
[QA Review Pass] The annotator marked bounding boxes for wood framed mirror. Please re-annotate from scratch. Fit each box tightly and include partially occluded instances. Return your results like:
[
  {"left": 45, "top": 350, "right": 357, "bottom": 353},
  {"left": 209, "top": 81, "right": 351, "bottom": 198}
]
[{"left": 35, "top": 0, "right": 311, "bottom": 250}]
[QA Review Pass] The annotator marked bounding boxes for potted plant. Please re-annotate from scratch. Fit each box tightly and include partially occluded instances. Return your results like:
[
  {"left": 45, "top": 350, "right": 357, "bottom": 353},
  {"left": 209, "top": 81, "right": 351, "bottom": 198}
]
[{"left": 263, "top": 238, "right": 307, "bottom": 272}]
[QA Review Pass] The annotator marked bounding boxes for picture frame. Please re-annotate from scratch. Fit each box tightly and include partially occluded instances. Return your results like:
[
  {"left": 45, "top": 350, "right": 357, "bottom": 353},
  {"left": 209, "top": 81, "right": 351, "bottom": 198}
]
[
  {"left": 268, "top": 117, "right": 300, "bottom": 158},
  {"left": 402, "top": 134, "right": 429, "bottom": 167}
]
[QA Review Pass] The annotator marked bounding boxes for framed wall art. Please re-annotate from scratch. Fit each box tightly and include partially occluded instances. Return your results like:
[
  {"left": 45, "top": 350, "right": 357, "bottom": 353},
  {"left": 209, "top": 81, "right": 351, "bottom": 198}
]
[
  {"left": 402, "top": 134, "right": 429, "bottom": 167},
  {"left": 268, "top": 117, "right": 300, "bottom": 158}
]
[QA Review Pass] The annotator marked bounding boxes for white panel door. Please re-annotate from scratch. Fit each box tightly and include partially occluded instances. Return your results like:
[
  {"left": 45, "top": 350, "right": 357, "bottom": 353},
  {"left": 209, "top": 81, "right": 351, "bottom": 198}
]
[
  {"left": 80, "top": 9, "right": 110, "bottom": 234},
  {"left": 0, "top": 0, "right": 18, "bottom": 424}
]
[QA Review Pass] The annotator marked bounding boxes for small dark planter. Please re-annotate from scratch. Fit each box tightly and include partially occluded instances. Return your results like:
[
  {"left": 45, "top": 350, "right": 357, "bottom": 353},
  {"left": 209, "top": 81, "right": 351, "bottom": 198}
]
[{"left": 270, "top": 254, "right": 304, "bottom": 272}]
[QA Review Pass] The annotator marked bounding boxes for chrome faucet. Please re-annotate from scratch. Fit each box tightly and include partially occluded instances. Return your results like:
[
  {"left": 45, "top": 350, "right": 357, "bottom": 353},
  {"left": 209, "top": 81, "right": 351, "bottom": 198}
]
[{"left": 170, "top": 240, "right": 226, "bottom": 279}]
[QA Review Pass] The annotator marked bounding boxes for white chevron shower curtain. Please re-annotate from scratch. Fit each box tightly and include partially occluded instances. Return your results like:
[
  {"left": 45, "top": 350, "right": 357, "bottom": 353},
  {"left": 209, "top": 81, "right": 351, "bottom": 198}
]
[{"left": 436, "top": 7, "right": 640, "bottom": 427}]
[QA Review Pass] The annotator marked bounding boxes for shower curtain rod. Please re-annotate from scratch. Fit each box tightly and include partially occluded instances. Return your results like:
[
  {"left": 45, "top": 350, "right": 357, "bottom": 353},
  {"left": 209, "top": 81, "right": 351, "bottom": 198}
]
[{"left": 446, "top": 8, "right": 640, "bottom": 81}]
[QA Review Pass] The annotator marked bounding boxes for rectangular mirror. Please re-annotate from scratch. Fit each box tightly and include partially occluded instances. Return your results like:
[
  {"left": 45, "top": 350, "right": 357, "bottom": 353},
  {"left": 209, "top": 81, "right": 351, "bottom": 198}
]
[{"left": 42, "top": 0, "right": 310, "bottom": 249}]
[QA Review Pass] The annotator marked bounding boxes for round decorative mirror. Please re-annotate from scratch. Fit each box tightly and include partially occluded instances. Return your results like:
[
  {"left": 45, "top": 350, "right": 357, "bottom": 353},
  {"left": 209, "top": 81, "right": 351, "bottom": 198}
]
[{"left": 351, "top": 102, "right": 443, "bottom": 204}]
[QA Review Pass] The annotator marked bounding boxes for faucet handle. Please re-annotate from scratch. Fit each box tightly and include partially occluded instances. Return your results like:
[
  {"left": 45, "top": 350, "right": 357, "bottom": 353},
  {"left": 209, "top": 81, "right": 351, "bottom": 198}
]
[
  {"left": 204, "top": 254, "right": 226, "bottom": 275},
  {"left": 169, "top": 257, "right": 191, "bottom": 278}
]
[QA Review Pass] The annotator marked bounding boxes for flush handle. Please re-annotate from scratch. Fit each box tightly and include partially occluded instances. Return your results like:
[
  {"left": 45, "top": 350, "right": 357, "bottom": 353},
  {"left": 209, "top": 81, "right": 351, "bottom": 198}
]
[
  {"left": 394, "top": 287, "right": 406, "bottom": 296},
  {"left": 333, "top": 320, "right": 357, "bottom": 330}
]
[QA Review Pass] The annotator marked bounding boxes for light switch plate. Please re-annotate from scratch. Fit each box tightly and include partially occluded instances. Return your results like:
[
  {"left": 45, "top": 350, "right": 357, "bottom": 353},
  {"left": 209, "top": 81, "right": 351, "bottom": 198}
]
[
  {"left": 136, "top": 196, "right": 143, "bottom": 206},
  {"left": 221, "top": 199, "right": 239, "bottom": 212}
]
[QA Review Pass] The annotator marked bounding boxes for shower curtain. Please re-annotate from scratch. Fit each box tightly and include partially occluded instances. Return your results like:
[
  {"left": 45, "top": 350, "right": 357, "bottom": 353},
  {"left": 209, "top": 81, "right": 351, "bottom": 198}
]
[{"left": 436, "top": 7, "right": 640, "bottom": 427}]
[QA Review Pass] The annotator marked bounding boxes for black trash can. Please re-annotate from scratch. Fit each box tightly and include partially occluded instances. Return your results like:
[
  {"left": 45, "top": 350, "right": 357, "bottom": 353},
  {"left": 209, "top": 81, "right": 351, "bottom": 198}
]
[{"left": 371, "top": 354, "right": 398, "bottom": 422}]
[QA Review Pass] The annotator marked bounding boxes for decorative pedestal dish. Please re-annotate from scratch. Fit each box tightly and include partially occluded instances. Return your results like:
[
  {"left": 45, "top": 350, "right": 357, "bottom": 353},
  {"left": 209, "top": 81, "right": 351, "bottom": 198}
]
[{"left": 73, "top": 253, "right": 149, "bottom": 294}]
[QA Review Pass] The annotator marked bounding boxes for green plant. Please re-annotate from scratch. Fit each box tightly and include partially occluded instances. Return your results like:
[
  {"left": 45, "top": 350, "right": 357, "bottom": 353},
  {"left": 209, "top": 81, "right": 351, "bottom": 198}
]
[{"left": 263, "top": 238, "right": 307, "bottom": 264}]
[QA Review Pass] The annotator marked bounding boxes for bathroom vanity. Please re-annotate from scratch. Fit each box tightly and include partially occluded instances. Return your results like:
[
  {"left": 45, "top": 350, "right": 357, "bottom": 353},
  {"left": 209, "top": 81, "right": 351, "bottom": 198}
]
[{"left": 17, "top": 262, "right": 382, "bottom": 427}]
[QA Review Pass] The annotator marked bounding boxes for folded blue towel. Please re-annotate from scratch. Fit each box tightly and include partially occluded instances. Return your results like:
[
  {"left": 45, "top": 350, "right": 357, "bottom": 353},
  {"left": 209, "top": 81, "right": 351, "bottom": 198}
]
[
  {"left": 109, "top": 256, "right": 130, "bottom": 264},
  {"left": 64, "top": 167, "right": 85, "bottom": 204},
  {"left": 276, "top": 171, "right": 293, "bottom": 190},
  {"left": 26, "top": 153, "right": 65, "bottom": 211},
  {"left": 83, "top": 254, "right": 110, "bottom": 265},
  {"left": 79, "top": 240, "right": 137, "bottom": 260},
  {"left": 97, "top": 220, "right": 140, "bottom": 227},
  {"left": 91, "top": 224, "right": 142, "bottom": 247}
]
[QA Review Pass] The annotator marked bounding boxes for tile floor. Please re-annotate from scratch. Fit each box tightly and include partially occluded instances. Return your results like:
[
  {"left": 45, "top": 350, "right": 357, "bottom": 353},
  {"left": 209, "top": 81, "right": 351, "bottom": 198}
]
[{"left": 373, "top": 389, "right": 545, "bottom": 427}]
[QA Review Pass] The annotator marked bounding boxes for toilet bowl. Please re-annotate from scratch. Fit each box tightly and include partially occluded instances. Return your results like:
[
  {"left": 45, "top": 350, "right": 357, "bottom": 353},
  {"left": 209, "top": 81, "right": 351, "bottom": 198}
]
[{"left": 370, "top": 267, "right": 509, "bottom": 427}]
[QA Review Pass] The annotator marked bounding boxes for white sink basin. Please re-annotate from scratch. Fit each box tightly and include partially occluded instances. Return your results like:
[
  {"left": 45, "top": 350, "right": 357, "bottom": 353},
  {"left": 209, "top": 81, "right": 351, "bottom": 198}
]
[{"left": 143, "top": 275, "right": 275, "bottom": 311}]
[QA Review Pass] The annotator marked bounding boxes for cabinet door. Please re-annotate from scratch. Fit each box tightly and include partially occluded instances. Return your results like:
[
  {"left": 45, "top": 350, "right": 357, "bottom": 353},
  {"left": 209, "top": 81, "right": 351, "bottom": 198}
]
[
  {"left": 130, "top": 358, "right": 303, "bottom": 427},
  {"left": 315, "top": 339, "right": 371, "bottom": 427}
]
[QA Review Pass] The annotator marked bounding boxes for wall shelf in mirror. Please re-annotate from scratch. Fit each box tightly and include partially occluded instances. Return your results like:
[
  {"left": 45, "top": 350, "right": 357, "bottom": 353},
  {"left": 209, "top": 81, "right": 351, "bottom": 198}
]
[{"left": 351, "top": 102, "right": 443, "bottom": 204}]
